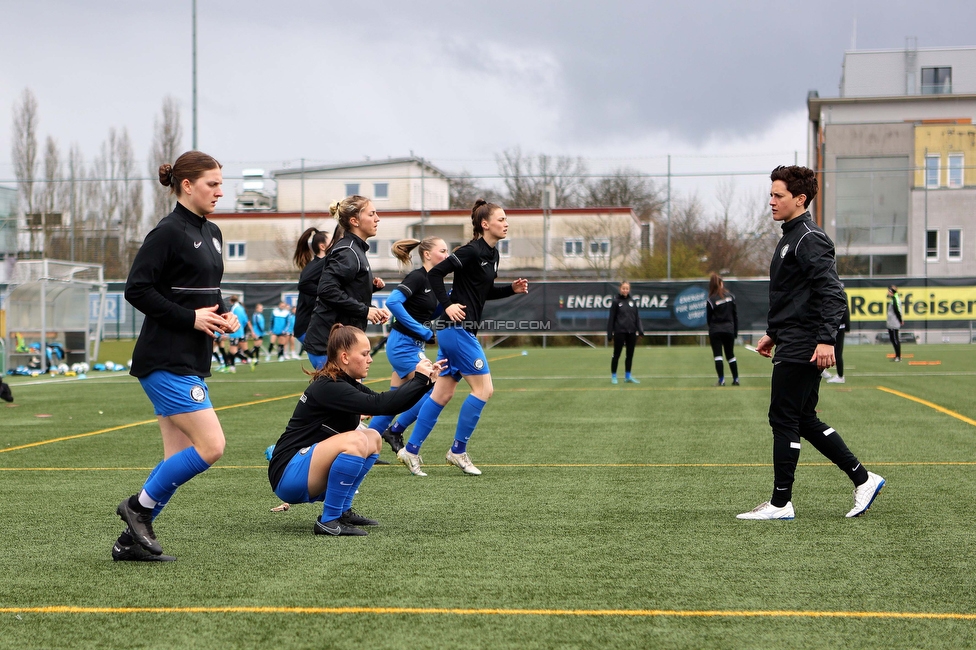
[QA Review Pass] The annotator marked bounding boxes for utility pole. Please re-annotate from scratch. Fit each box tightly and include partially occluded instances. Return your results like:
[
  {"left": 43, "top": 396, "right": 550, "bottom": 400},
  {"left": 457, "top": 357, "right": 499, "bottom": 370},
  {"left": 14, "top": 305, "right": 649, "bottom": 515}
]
[
  {"left": 666, "top": 155, "right": 672, "bottom": 280},
  {"left": 192, "top": 0, "right": 198, "bottom": 149},
  {"left": 300, "top": 158, "right": 305, "bottom": 233}
]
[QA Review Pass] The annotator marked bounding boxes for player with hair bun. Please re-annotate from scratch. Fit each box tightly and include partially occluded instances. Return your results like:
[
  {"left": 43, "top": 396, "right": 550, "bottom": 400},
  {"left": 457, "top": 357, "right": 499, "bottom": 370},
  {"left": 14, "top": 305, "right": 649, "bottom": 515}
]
[
  {"left": 303, "top": 195, "right": 390, "bottom": 371},
  {"left": 397, "top": 200, "right": 528, "bottom": 476},
  {"left": 267, "top": 324, "right": 444, "bottom": 536},
  {"left": 113, "top": 151, "right": 237, "bottom": 561}
]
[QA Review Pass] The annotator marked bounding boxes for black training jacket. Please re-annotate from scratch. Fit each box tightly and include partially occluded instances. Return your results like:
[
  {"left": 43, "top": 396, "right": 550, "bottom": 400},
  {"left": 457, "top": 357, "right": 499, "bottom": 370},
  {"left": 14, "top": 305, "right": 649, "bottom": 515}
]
[
  {"left": 304, "top": 233, "right": 376, "bottom": 355},
  {"left": 294, "top": 255, "right": 326, "bottom": 340},
  {"left": 429, "top": 237, "right": 515, "bottom": 334},
  {"left": 607, "top": 294, "right": 644, "bottom": 336},
  {"left": 125, "top": 202, "right": 227, "bottom": 378},
  {"left": 268, "top": 372, "right": 434, "bottom": 490},
  {"left": 766, "top": 212, "right": 846, "bottom": 363},
  {"left": 706, "top": 292, "right": 738, "bottom": 337},
  {"left": 391, "top": 267, "right": 439, "bottom": 341}
]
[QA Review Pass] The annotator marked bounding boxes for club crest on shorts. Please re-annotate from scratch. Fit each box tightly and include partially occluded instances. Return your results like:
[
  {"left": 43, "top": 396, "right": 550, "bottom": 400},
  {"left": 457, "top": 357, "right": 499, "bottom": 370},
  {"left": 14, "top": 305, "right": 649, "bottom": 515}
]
[
  {"left": 780, "top": 244, "right": 789, "bottom": 258},
  {"left": 189, "top": 385, "right": 206, "bottom": 402},
  {"left": 213, "top": 237, "right": 221, "bottom": 253},
  {"left": 474, "top": 358, "right": 484, "bottom": 370}
]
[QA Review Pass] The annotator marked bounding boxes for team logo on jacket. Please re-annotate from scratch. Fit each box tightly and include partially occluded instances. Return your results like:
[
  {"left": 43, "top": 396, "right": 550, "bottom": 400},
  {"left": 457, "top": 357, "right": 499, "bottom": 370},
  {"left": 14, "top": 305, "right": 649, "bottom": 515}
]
[
  {"left": 299, "top": 446, "right": 311, "bottom": 455},
  {"left": 474, "top": 358, "right": 484, "bottom": 370},
  {"left": 193, "top": 241, "right": 202, "bottom": 248},
  {"left": 780, "top": 244, "right": 789, "bottom": 258},
  {"left": 213, "top": 237, "right": 221, "bottom": 253},
  {"left": 190, "top": 385, "right": 206, "bottom": 402}
]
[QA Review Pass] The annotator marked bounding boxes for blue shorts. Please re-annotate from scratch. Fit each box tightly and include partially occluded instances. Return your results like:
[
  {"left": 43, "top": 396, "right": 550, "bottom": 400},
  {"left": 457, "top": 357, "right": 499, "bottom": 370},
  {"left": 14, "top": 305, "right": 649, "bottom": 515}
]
[
  {"left": 436, "top": 326, "right": 489, "bottom": 380},
  {"left": 139, "top": 370, "right": 212, "bottom": 417},
  {"left": 387, "top": 330, "right": 429, "bottom": 379},
  {"left": 274, "top": 443, "right": 324, "bottom": 504},
  {"left": 307, "top": 353, "right": 327, "bottom": 370}
]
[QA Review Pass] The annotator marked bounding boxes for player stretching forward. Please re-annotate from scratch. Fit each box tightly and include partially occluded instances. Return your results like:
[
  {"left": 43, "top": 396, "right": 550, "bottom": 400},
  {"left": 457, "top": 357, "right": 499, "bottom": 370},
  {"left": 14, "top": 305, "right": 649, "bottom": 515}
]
[
  {"left": 369, "top": 236, "right": 450, "bottom": 457},
  {"left": 398, "top": 200, "right": 528, "bottom": 476},
  {"left": 267, "top": 325, "right": 443, "bottom": 536},
  {"left": 737, "top": 166, "right": 884, "bottom": 520}
]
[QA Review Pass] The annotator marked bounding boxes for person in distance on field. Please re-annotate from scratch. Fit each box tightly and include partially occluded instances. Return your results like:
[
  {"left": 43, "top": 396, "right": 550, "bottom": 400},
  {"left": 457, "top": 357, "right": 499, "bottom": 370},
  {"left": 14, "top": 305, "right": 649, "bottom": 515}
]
[
  {"left": 886, "top": 285, "right": 904, "bottom": 362},
  {"left": 737, "top": 165, "right": 884, "bottom": 521},
  {"left": 606, "top": 280, "right": 644, "bottom": 385},
  {"left": 706, "top": 273, "right": 739, "bottom": 386},
  {"left": 267, "top": 324, "right": 444, "bottom": 536},
  {"left": 113, "top": 151, "right": 238, "bottom": 561}
]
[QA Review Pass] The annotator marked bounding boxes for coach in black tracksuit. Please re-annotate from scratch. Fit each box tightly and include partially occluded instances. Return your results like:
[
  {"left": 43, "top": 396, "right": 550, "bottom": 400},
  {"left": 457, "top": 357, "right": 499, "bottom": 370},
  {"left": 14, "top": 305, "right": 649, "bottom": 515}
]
[
  {"left": 738, "top": 166, "right": 884, "bottom": 521},
  {"left": 706, "top": 273, "right": 739, "bottom": 386},
  {"left": 607, "top": 281, "right": 644, "bottom": 384}
]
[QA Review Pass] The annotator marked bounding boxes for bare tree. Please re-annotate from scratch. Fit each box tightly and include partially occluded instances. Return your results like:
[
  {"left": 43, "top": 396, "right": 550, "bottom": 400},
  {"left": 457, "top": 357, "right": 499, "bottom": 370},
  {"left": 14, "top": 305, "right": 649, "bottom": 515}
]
[
  {"left": 65, "top": 143, "right": 87, "bottom": 261},
  {"left": 584, "top": 168, "right": 663, "bottom": 223},
  {"left": 12, "top": 88, "right": 39, "bottom": 255},
  {"left": 148, "top": 96, "right": 183, "bottom": 225},
  {"left": 448, "top": 170, "right": 499, "bottom": 209},
  {"left": 496, "top": 147, "right": 588, "bottom": 208},
  {"left": 92, "top": 127, "right": 143, "bottom": 270}
]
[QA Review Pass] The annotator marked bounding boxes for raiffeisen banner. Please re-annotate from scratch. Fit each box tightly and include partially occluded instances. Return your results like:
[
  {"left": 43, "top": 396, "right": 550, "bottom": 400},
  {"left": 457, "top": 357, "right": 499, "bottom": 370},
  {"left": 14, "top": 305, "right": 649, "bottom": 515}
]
[{"left": 847, "top": 286, "right": 976, "bottom": 322}]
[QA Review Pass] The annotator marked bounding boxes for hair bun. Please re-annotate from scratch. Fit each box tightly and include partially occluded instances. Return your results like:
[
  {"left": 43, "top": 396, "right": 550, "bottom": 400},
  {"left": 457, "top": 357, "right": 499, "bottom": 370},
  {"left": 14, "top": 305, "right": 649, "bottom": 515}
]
[
  {"left": 329, "top": 201, "right": 341, "bottom": 218},
  {"left": 158, "top": 163, "right": 174, "bottom": 187}
]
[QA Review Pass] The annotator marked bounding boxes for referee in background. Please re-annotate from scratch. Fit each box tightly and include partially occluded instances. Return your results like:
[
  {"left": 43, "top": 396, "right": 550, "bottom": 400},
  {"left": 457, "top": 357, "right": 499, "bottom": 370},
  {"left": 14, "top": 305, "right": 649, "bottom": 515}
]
[{"left": 738, "top": 165, "right": 885, "bottom": 520}]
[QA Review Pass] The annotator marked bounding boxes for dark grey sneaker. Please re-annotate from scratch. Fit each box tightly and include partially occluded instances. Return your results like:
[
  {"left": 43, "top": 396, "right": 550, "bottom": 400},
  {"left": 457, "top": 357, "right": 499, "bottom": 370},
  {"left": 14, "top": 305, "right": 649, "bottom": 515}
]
[
  {"left": 381, "top": 427, "right": 405, "bottom": 453},
  {"left": 116, "top": 496, "right": 162, "bottom": 555},
  {"left": 314, "top": 518, "right": 368, "bottom": 537},
  {"left": 112, "top": 542, "right": 176, "bottom": 562},
  {"left": 339, "top": 508, "right": 379, "bottom": 526}
]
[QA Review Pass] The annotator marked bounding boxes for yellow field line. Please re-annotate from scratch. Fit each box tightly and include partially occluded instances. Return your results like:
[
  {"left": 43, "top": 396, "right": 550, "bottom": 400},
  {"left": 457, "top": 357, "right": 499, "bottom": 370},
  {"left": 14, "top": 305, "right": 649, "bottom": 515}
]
[
  {"left": 877, "top": 386, "right": 976, "bottom": 428},
  {"left": 4, "top": 460, "right": 976, "bottom": 472},
  {"left": 1, "top": 605, "right": 975, "bottom": 620}
]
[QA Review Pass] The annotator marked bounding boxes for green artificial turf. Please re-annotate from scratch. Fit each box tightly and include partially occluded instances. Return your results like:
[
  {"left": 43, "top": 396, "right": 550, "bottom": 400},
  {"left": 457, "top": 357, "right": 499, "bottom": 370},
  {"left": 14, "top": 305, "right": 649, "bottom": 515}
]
[{"left": 2, "top": 343, "right": 976, "bottom": 648}]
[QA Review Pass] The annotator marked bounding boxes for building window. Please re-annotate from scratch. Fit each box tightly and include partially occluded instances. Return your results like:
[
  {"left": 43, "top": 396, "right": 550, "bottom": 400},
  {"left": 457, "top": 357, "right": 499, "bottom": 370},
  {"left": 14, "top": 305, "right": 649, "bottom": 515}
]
[
  {"left": 921, "top": 67, "right": 952, "bottom": 95},
  {"left": 926, "top": 230, "right": 939, "bottom": 262},
  {"left": 563, "top": 238, "right": 583, "bottom": 257},
  {"left": 227, "top": 242, "right": 246, "bottom": 260},
  {"left": 589, "top": 238, "right": 610, "bottom": 256},
  {"left": 835, "top": 156, "right": 909, "bottom": 246},
  {"left": 948, "top": 154, "right": 964, "bottom": 188},
  {"left": 948, "top": 228, "right": 962, "bottom": 261},
  {"left": 498, "top": 239, "right": 510, "bottom": 258},
  {"left": 366, "top": 239, "right": 381, "bottom": 257},
  {"left": 925, "top": 154, "right": 941, "bottom": 189},
  {"left": 373, "top": 182, "right": 389, "bottom": 199},
  {"left": 345, "top": 183, "right": 360, "bottom": 196}
]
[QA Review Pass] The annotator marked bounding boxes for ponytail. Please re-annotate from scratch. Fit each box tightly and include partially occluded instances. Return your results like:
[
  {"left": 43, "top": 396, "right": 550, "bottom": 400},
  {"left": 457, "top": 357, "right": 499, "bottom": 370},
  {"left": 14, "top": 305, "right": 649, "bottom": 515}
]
[
  {"left": 308, "top": 324, "right": 366, "bottom": 381},
  {"left": 391, "top": 236, "right": 443, "bottom": 267},
  {"left": 470, "top": 199, "right": 501, "bottom": 241},
  {"left": 324, "top": 195, "right": 370, "bottom": 255},
  {"left": 293, "top": 227, "right": 329, "bottom": 269}
]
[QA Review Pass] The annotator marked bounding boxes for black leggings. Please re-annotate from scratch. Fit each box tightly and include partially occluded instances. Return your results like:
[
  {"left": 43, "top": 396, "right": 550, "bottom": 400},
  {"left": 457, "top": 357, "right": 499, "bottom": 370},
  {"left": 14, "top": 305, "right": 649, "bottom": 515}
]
[
  {"left": 888, "top": 329, "right": 901, "bottom": 358},
  {"left": 835, "top": 330, "right": 845, "bottom": 377},
  {"left": 611, "top": 332, "right": 637, "bottom": 374},
  {"left": 709, "top": 332, "right": 738, "bottom": 380}
]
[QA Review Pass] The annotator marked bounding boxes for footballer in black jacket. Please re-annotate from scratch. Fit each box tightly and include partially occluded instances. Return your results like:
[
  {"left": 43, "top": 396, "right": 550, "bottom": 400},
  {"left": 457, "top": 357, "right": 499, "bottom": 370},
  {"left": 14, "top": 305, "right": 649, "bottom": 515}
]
[
  {"left": 737, "top": 166, "right": 884, "bottom": 522},
  {"left": 268, "top": 324, "right": 443, "bottom": 536},
  {"left": 113, "top": 152, "right": 239, "bottom": 562}
]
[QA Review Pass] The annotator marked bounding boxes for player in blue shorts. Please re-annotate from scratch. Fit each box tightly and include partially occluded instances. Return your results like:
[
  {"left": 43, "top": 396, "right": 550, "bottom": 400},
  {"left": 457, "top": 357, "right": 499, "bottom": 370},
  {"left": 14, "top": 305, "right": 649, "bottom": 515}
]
[
  {"left": 250, "top": 303, "right": 266, "bottom": 364},
  {"left": 303, "top": 195, "right": 390, "bottom": 371},
  {"left": 366, "top": 236, "right": 450, "bottom": 459},
  {"left": 398, "top": 200, "right": 528, "bottom": 476},
  {"left": 267, "top": 324, "right": 443, "bottom": 535},
  {"left": 113, "top": 151, "right": 238, "bottom": 561},
  {"left": 221, "top": 295, "right": 249, "bottom": 373},
  {"left": 270, "top": 301, "right": 291, "bottom": 361}
]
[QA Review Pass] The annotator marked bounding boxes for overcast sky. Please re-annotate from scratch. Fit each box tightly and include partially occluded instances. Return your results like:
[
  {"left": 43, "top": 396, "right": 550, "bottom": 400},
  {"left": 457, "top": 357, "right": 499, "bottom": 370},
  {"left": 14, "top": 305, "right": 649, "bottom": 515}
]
[{"left": 1, "top": 0, "right": 974, "bottom": 209}]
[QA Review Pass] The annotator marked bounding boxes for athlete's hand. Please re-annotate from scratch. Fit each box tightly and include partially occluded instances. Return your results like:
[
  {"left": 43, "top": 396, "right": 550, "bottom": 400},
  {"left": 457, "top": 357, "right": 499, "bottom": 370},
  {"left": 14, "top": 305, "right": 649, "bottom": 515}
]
[
  {"left": 194, "top": 305, "right": 227, "bottom": 338},
  {"left": 373, "top": 277, "right": 386, "bottom": 290},
  {"left": 367, "top": 307, "right": 389, "bottom": 324},
  {"left": 512, "top": 278, "right": 528, "bottom": 294},
  {"left": 220, "top": 311, "right": 240, "bottom": 333},
  {"left": 810, "top": 343, "right": 835, "bottom": 371},
  {"left": 445, "top": 303, "right": 466, "bottom": 321},
  {"left": 756, "top": 335, "right": 775, "bottom": 358},
  {"left": 416, "top": 358, "right": 447, "bottom": 381}
]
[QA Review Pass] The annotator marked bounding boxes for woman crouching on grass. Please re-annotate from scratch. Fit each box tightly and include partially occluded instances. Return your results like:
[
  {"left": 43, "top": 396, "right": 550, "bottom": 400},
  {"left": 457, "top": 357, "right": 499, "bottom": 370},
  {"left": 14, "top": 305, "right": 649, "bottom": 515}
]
[{"left": 267, "top": 324, "right": 444, "bottom": 536}]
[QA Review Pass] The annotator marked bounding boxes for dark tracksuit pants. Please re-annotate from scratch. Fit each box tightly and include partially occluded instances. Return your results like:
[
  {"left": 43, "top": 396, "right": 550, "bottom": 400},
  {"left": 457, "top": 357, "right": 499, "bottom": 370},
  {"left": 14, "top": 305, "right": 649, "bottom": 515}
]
[
  {"left": 768, "top": 361, "right": 868, "bottom": 507},
  {"left": 611, "top": 333, "right": 637, "bottom": 374}
]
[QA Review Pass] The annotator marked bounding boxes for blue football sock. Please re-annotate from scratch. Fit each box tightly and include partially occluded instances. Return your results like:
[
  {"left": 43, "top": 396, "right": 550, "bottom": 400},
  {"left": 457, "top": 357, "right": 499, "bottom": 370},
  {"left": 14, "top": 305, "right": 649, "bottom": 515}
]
[
  {"left": 451, "top": 394, "right": 487, "bottom": 454},
  {"left": 406, "top": 395, "right": 446, "bottom": 454},
  {"left": 369, "top": 386, "right": 397, "bottom": 434},
  {"left": 321, "top": 453, "right": 366, "bottom": 522},
  {"left": 142, "top": 446, "right": 211, "bottom": 505},
  {"left": 140, "top": 461, "right": 171, "bottom": 520},
  {"left": 394, "top": 389, "right": 432, "bottom": 432},
  {"left": 343, "top": 453, "right": 378, "bottom": 512}
]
